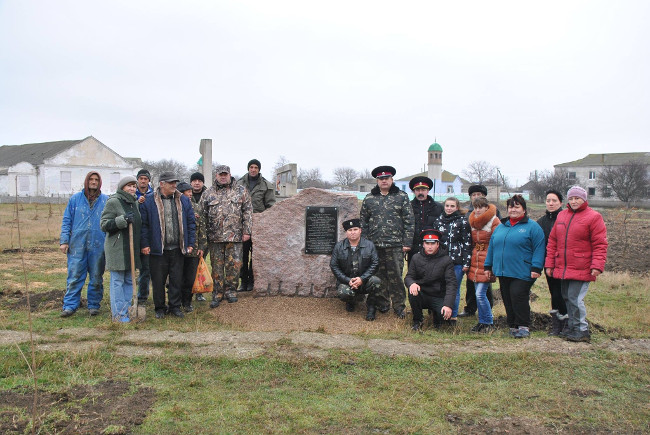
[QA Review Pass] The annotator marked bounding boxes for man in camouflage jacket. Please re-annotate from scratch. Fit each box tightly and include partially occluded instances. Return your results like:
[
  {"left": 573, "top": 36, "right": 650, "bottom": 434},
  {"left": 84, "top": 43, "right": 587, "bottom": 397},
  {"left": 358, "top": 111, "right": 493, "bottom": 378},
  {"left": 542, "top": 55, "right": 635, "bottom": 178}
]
[
  {"left": 360, "top": 166, "right": 414, "bottom": 319},
  {"left": 202, "top": 165, "right": 253, "bottom": 307}
]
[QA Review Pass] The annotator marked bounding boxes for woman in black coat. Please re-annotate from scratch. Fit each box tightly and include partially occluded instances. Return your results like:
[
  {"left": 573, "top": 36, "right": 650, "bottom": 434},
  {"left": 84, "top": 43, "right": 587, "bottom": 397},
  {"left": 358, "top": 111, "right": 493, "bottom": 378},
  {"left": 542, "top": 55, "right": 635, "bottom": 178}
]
[{"left": 536, "top": 189, "right": 567, "bottom": 335}]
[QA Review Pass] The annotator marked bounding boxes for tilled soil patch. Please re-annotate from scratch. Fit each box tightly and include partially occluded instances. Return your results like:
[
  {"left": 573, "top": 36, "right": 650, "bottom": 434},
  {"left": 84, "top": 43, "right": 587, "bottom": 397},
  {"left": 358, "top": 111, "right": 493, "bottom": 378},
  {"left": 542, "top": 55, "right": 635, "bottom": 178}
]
[{"left": 0, "top": 380, "right": 154, "bottom": 434}]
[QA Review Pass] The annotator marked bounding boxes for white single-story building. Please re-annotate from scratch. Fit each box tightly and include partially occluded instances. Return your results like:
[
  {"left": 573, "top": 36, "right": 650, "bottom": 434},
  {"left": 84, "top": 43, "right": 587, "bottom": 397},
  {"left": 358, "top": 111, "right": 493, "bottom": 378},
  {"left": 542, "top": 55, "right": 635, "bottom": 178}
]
[{"left": 0, "top": 136, "right": 141, "bottom": 197}]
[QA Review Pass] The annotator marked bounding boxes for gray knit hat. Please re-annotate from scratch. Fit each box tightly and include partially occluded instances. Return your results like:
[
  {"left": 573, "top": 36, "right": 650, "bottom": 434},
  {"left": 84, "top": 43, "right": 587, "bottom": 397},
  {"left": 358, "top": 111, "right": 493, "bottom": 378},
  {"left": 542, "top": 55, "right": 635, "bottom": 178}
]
[{"left": 118, "top": 175, "right": 137, "bottom": 190}]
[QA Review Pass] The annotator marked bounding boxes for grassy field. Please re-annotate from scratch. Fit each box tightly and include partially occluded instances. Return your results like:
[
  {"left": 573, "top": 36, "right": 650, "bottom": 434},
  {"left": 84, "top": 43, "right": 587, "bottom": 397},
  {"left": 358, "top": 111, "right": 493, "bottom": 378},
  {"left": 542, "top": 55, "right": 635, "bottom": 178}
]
[{"left": 0, "top": 203, "right": 649, "bottom": 433}]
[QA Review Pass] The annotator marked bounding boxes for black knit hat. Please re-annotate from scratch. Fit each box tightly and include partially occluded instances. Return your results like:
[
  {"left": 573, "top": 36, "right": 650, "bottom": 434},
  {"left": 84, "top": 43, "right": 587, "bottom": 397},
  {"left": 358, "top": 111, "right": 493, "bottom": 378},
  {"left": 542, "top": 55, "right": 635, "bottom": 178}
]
[
  {"left": 468, "top": 184, "right": 488, "bottom": 196},
  {"left": 190, "top": 172, "right": 205, "bottom": 183},
  {"left": 248, "top": 159, "right": 261, "bottom": 170},
  {"left": 136, "top": 169, "right": 151, "bottom": 181}
]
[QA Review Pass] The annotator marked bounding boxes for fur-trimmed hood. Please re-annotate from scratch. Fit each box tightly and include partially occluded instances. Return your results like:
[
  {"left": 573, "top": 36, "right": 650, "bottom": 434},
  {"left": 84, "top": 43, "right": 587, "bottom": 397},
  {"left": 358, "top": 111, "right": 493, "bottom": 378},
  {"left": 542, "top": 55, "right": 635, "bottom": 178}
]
[{"left": 469, "top": 203, "right": 498, "bottom": 231}]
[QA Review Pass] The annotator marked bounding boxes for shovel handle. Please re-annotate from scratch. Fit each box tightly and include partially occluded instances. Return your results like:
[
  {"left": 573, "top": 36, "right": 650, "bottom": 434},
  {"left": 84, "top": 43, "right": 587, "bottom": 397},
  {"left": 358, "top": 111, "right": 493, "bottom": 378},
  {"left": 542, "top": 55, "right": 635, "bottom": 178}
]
[{"left": 128, "top": 223, "right": 139, "bottom": 318}]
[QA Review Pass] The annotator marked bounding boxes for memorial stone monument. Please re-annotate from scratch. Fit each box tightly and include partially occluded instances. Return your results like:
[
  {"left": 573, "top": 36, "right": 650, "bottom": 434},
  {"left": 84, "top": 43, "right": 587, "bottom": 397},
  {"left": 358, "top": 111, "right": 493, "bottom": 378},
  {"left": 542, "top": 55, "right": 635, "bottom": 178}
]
[{"left": 253, "top": 188, "right": 359, "bottom": 297}]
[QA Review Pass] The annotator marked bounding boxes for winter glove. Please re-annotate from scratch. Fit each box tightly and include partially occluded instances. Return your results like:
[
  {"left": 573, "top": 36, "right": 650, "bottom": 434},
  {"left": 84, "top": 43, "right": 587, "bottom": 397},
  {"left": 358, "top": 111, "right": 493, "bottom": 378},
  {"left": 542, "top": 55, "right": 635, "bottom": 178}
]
[{"left": 124, "top": 213, "right": 134, "bottom": 224}]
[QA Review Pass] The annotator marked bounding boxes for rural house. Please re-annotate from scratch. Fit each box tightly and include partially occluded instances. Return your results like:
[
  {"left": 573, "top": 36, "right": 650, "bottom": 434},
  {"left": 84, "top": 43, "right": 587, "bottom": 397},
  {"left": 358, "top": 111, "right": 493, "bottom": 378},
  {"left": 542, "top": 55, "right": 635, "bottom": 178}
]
[
  {"left": 0, "top": 136, "right": 141, "bottom": 197},
  {"left": 554, "top": 152, "right": 650, "bottom": 201}
]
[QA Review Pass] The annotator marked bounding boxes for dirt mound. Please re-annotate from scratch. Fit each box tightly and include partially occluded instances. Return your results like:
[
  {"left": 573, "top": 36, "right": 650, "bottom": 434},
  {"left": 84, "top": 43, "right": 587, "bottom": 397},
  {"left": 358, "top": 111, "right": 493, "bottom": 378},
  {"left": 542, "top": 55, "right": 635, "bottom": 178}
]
[
  {"left": 7, "top": 289, "right": 65, "bottom": 311},
  {"left": 0, "top": 380, "right": 154, "bottom": 434}
]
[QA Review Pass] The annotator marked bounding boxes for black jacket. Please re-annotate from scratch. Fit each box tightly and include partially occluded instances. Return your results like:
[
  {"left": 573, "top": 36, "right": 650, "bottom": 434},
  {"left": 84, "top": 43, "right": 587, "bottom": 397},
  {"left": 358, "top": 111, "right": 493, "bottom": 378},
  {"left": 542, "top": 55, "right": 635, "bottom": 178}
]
[
  {"left": 330, "top": 237, "right": 379, "bottom": 284},
  {"left": 404, "top": 248, "right": 457, "bottom": 307},
  {"left": 429, "top": 211, "right": 472, "bottom": 267},
  {"left": 410, "top": 196, "right": 443, "bottom": 252},
  {"left": 536, "top": 207, "right": 563, "bottom": 243}
]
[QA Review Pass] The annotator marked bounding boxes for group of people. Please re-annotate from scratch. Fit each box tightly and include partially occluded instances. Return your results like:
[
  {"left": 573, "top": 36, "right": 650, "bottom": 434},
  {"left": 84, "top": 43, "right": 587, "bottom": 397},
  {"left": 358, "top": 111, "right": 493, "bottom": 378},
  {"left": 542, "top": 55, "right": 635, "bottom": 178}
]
[
  {"left": 59, "top": 160, "right": 275, "bottom": 322},
  {"left": 331, "top": 166, "right": 607, "bottom": 342},
  {"left": 60, "top": 161, "right": 607, "bottom": 342}
]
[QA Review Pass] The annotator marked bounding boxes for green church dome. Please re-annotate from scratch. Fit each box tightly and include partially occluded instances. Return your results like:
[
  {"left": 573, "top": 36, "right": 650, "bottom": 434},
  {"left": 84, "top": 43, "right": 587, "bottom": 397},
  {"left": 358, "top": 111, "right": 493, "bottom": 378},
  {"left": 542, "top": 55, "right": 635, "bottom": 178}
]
[{"left": 428, "top": 142, "right": 442, "bottom": 152}]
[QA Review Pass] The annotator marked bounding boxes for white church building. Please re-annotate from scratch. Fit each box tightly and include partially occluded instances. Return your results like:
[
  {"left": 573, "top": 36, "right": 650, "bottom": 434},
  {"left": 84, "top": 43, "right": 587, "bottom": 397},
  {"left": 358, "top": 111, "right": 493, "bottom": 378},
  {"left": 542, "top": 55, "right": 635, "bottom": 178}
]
[{"left": 0, "top": 136, "right": 141, "bottom": 197}]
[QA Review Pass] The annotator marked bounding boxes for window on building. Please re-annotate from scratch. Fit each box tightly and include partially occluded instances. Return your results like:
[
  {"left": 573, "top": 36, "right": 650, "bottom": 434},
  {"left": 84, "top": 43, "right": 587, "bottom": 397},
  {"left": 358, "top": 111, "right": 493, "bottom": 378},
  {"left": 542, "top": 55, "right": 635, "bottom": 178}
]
[
  {"left": 602, "top": 186, "right": 612, "bottom": 197},
  {"left": 60, "top": 171, "right": 71, "bottom": 192},
  {"left": 447, "top": 185, "right": 454, "bottom": 193},
  {"left": 359, "top": 185, "right": 366, "bottom": 192},
  {"left": 588, "top": 187, "right": 596, "bottom": 196},
  {"left": 567, "top": 171, "right": 576, "bottom": 180},
  {"left": 110, "top": 173, "right": 120, "bottom": 192},
  {"left": 589, "top": 171, "right": 596, "bottom": 180},
  {"left": 18, "top": 176, "right": 30, "bottom": 193}
]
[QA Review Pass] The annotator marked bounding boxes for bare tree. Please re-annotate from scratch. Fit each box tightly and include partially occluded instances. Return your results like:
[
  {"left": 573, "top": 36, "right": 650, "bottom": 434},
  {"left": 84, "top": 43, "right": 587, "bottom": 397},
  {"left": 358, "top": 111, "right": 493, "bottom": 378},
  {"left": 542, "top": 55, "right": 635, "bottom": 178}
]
[
  {"left": 332, "top": 167, "right": 359, "bottom": 188},
  {"left": 597, "top": 161, "right": 649, "bottom": 205},
  {"left": 462, "top": 160, "right": 497, "bottom": 184},
  {"left": 527, "top": 169, "right": 579, "bottom": 201},
  {"left": 273, "top": 155, "right": 290, "bottom": 176},
  {"left": 597, "top": 160, "right": 649, "bottom": 254},
  {"left": 359, "top": 168, "right": 373, "bottom": 179},
  {"left": 298, "top": 168, "right": 332, "bottom": 189},
  {"left": 142, "top": 159, "right": 192, "bottom": 183}
]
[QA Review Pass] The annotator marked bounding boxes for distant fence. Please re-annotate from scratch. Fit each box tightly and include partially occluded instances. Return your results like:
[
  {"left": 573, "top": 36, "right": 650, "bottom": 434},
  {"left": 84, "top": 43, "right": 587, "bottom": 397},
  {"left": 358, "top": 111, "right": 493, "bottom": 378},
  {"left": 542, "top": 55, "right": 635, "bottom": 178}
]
[{"left": 0, "top": 195, "right": 72, "bottom": 204}]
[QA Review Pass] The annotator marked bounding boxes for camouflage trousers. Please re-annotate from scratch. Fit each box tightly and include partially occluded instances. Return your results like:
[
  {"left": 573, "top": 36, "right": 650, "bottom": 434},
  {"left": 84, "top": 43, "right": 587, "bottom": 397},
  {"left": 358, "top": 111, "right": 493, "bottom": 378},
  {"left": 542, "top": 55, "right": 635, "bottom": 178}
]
[
  {"left": 375, "top": 247, "right": 406, "bottom": 311},
  {"left": 337, "top": 276, "right": 381, "bottom": 306},
  {"left": 208, "top": 242, "right": 243, "bottom": 300}
]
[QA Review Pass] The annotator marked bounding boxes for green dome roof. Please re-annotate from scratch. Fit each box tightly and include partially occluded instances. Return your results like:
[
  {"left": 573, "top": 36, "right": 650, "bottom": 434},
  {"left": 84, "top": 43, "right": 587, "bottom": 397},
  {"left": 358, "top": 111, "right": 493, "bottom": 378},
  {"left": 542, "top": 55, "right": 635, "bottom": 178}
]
[{"left": 428, "top": 142, "right": 442, "bottom": 152}]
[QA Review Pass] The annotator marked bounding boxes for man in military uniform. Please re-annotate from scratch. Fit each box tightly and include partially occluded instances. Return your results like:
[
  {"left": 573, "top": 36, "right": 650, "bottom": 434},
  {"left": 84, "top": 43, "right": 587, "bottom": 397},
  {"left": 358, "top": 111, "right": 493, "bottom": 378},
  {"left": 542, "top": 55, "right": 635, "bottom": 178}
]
[
  {"left": 407, "top": 176, "right": 443, "bottom": 264},
  {"left": 360, "top": 166, "right": 414, "bottom": 319},
  {"left": 237, "top": 159, "right": 276, "bottom": 291},
  {"left": 202, "top": 165, "right": 253, "bottom": 308},
  {"left": 330, "top": 218, "right": 381, "bottom": 319}
]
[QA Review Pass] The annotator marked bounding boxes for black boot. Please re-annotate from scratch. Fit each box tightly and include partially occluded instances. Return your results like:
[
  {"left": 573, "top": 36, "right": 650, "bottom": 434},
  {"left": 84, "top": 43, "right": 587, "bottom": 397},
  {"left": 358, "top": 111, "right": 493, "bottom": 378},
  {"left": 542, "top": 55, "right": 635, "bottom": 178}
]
[
  {"left": 237, "top": 280, "right": 249, "bottom": 292},
  {"left": 366, "top": 305, "right": 376, "bottom": 321},
  {"left": 548, "top": 310, "right": 561, "bottom": 336}
]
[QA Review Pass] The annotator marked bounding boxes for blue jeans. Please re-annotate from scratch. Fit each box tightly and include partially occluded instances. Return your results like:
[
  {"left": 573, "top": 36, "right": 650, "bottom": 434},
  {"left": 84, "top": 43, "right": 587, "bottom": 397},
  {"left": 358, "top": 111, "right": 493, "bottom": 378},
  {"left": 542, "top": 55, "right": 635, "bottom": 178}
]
[
  {"left": 62, "top": 247, "right": 105, "bottom": 311},
  {"left": 451, "top": 265, "right": 464, "bottom": 318},
  {"left": 475, "top": 282, "right": 493, "bottom": 324},
  {"left": 110, "top": 270, "right": 132, "bottom": 322}
]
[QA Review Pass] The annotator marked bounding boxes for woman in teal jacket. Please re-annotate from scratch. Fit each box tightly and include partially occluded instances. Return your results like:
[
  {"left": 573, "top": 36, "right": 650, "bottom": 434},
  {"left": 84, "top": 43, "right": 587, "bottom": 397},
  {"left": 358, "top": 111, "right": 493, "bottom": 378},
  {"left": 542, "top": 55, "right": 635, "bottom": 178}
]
[
  {"left": 100, "top": 176, "right": 142, "bottom": 322},
  {"left": 484, "top": 195, "right": 545, "bottom": 338}
]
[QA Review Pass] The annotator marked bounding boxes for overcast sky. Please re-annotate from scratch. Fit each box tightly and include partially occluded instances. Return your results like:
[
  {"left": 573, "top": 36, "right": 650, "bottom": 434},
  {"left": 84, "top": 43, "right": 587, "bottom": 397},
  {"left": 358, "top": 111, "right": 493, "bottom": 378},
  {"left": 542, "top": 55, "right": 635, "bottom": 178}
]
[{"left": 1, "top": 0, "right": 648, "bottom": 186}]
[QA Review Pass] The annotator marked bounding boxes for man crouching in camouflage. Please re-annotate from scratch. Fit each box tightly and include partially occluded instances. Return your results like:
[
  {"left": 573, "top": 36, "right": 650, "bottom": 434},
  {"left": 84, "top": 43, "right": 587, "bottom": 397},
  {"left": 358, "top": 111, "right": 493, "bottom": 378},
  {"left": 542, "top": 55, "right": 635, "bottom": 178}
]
[
  {"left": 330, "top": 219, "right": 381, "bottom": 320},
  {"left": 360, "top": 166, "right": 414, "bottom": 319},
  {"left": 202, "top": 165, "right": 253, "bottom": 308}
]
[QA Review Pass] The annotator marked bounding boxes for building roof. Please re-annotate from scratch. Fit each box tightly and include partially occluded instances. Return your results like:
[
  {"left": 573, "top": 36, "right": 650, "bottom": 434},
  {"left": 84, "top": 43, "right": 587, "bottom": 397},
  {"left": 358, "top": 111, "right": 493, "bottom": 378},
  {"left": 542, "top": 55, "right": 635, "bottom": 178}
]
[
  {"left": 397, "top": 170, "right": 465, "bottom": 183},
  {"left": 555, "top": 152, "right": 650, "bottom": 168},
  {"left": 0, "top": 137, "right": 89, "bottom": 168},
  {"left": 428, "top": 142, "right": 443, "bottom": 152}
]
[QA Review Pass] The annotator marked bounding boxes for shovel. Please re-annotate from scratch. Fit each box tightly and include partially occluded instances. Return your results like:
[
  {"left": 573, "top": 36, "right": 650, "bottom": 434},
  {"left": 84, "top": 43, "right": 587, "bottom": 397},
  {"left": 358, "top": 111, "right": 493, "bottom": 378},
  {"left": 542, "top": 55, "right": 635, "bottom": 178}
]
[{"left": 128, "top": 222, "right": 146, "bottom": 321}]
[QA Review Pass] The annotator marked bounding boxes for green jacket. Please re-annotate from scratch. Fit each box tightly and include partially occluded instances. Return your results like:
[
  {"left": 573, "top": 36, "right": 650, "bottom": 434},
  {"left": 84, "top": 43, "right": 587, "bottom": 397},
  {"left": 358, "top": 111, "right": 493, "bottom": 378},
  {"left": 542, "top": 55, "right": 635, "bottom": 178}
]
[
  {"left": 360, "top": 184, "right": 414, "bottom": 249},
  {"left": 237, "top": 173, "right": 276, "bottom": 213},
  {"left": 100, "top": 189, "right": 142, "bottom": 271}
]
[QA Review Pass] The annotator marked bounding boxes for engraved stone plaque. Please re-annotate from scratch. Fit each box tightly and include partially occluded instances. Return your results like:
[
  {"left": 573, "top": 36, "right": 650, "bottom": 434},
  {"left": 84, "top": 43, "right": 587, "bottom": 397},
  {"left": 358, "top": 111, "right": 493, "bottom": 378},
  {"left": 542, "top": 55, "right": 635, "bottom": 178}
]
[{"left": 304, "top": 206, "right": 338, "bottom": 255}]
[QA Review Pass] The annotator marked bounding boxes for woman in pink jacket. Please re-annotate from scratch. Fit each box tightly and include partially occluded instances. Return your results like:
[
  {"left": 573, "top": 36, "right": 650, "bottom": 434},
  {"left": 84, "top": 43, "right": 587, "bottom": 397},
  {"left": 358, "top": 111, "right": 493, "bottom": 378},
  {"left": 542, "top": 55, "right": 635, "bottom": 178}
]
[{"left": 544, "top": 186, "right": 608, "bottom": 343}]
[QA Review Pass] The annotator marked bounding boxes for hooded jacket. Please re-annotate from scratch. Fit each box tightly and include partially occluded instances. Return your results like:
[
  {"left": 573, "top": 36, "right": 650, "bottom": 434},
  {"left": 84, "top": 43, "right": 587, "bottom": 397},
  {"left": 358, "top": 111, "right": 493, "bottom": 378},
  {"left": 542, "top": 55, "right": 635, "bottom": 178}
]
[
  {"left": 467, "top": 204, "right": 500, "bottom": 283},
  {"left": 60, "top": 172, "right": 108, "bottom": 254},
  {"left": 544, "top": 201, "right": 607, "bottom": 281}
]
